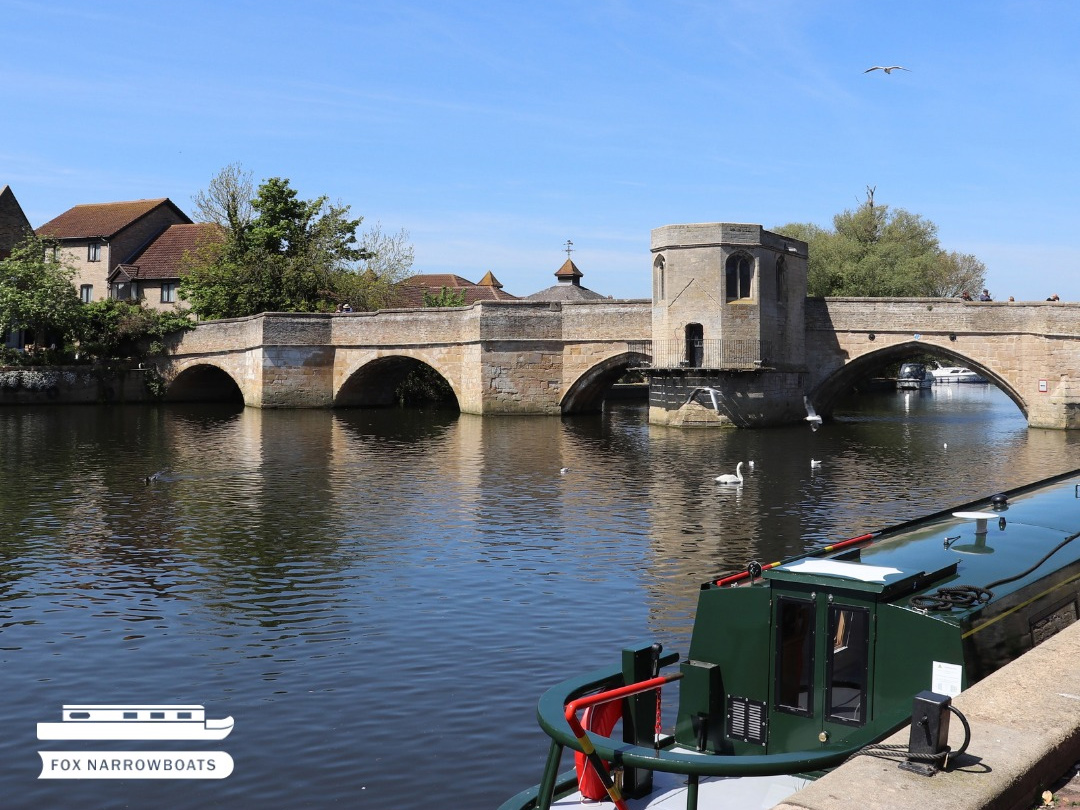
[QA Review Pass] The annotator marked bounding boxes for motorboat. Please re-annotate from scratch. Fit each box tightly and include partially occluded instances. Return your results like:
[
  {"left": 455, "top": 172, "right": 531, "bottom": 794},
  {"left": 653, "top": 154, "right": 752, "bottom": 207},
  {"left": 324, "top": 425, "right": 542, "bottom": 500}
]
[
  {"left": 895, "top": 362, "right": 933, "bottom": 390},
  {"left": 37, "top": 705, "right": 234, "bottom": 741},
  {"left": 929, "top": 365, "right": 988, "bottom": 384},
  {"left": 501, "top": 469, "right": 1080, "bottom": 810}
]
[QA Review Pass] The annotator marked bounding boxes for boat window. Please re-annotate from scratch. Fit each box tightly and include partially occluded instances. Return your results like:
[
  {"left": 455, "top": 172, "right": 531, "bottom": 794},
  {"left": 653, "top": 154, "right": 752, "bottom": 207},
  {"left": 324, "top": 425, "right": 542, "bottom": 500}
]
[
  {"left": 124, "top": 712, "right": 138, "bottom": 719},
  {"left": 68, "top": 712, "right": 91, "bottom": 719},
  {"left": 825, "top": 605, "right": 870, "bottom": 725},
  {"left": 775, "top": 596, "right": 815, "bottom": 715},
  {"left": 150, "top": 712, "right": 165, "bottom": 719},
  {"left": 178, "top": 712, "right": 192, "bottom": 719}
]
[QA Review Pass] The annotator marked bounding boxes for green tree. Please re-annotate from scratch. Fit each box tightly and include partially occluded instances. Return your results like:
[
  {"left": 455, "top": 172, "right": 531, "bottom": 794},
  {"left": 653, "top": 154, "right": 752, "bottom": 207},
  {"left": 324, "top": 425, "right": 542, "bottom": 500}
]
[
  {"left": 422, "top": 286, "right": 467, "bottom": 307},
  {"left": 78, "top": 299, "right": 194, "bottom": 359},
  {"left": 0, "top": 233, "right": 82, "bottom": 352},
  {"left": 774, "top": 196, "right": 986, "bottom": 298},
  {"left": 182, "top": 166, "right": 414, "bottom": 319}
]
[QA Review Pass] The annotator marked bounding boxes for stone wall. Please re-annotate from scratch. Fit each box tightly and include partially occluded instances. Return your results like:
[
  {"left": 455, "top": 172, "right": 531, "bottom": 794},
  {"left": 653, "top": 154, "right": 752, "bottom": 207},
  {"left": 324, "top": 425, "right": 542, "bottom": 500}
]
[{"left": 0, "top": 367, "right": 153, "bottom": 405}]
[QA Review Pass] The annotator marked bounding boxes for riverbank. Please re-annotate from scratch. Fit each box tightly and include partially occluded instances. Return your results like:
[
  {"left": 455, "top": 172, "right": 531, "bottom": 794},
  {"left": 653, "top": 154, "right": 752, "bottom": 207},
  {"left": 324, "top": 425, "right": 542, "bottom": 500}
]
[
  {"left": 774, "top": 618, "right": 1080, "bottom": 810},
  {"left": 0, "top": 365, "right": 155, "bottom": 404}
]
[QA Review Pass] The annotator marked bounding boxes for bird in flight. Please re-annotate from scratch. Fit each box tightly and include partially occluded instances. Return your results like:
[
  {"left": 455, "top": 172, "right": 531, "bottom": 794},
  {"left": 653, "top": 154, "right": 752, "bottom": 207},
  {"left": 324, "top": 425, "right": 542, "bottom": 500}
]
[{"left": 864, "top": 65, "right": 909, "bottom": 74}]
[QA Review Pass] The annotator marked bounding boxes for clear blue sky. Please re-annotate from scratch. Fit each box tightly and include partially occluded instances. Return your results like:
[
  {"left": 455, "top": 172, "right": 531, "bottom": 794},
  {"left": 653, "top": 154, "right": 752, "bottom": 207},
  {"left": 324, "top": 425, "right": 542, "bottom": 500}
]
[{"left": 4, "top": 0, "right": 1079, "bottom": 302}]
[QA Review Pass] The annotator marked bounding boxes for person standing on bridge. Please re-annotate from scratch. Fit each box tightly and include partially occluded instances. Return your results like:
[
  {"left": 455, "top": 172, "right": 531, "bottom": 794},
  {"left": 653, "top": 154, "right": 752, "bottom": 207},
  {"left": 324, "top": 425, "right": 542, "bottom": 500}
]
[
  {"left": 1047, "top": 293, "right": 1060, "bottom": 301},
  {"left": 979, "top": 289, "right": 992, "bottom": 301},
  {"left": 960, "top": 290, "right": 973, "bottom": 301}
]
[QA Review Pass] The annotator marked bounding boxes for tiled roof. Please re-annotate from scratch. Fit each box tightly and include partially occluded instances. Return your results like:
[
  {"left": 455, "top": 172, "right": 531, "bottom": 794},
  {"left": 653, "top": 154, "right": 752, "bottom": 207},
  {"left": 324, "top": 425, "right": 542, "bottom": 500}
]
[
  {"left": 116, "top": 223, "right": 224, "bottom": 280},
  {"left": 526, "top": 283, "right": 609, "bottom": 302},
  {"left": 36, "top": 198, "right": 191, "bottom": 239},
  {"left": 554, "top": 259, "right": 583, "bottom": 280},
  {"left": 393, "top": 272, "right": 519, "bottom": 308}
]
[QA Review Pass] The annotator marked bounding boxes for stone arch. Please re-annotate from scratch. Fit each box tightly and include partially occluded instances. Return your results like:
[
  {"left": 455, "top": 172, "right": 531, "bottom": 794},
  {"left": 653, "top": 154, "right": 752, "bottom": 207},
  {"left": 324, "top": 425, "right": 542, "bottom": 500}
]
[
  {"left": 561, "top": 350, "right": 651, "bottom": 415},
  {"left": 164, "top": 362, "right": 245, "bottom": 403},
  {"left": 335, "top": 354, "right": 461, "bottom": 409},
  {"left": 809, "top": 341, "right": 1029, "bottom": 420}
]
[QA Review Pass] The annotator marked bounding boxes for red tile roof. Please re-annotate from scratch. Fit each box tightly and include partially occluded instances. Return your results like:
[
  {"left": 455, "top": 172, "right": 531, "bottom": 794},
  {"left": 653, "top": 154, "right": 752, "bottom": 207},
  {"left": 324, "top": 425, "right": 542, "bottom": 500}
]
[
  {"left": 36, "top": 198, "right": 191, "bottom": 239},
  {"left": 394, "top": 272, "right": 519, "bottom": 308},
  {"left": 117, "top": 223, "right": 225, "bottom": 280}
]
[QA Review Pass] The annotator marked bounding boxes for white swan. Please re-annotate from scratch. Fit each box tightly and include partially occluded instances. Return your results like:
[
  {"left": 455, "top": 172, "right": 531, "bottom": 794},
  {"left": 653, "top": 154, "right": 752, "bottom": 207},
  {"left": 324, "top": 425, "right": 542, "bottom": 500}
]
[
  {"left": 715, "top": 462, "right": 744, "bottom": 485},
  {"left": 810, "top": 459, "right": 822, "bottom": 468}
]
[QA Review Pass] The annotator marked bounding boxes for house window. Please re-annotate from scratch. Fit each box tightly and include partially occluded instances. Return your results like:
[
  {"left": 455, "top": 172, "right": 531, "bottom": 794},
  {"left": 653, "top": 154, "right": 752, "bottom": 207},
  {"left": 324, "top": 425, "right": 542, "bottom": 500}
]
[
  {"left": 111, "top": 281, "right": 138, "bottom": 301},
  {"left": 88, "top": 243, "right": 101, "bottom": 262},
  {"left": 161, "top": 282, "right": 177, "bottom": 304},
  {"left": 776, "top": 256, "right": 787, "bottom": 303},
  {"left": 80, "top": 285, "right": 93, "bottom": 303},
  {"left": 725, "top": 253, "right": 753, "bottom": 301}
]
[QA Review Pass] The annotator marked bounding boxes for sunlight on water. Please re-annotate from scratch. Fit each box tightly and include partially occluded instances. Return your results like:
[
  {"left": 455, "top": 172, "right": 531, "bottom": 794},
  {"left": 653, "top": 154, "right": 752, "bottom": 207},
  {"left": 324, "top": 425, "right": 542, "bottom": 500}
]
[{"left": 0, "top": 388, "right": 1076, "bottom": 809}]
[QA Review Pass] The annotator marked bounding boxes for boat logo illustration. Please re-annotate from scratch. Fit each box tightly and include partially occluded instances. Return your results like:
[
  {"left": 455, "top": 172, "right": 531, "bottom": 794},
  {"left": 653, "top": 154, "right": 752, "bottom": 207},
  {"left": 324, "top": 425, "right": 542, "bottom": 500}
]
[{"left": 37, "top": 705, "right": 234, "bottom": 741}]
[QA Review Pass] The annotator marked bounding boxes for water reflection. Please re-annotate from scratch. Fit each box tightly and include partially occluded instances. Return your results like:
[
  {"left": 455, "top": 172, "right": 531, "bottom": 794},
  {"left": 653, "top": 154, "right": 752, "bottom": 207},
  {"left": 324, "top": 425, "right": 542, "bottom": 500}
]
[{"left": 0, "top": 387, "right": 1076, "bottom": 809}]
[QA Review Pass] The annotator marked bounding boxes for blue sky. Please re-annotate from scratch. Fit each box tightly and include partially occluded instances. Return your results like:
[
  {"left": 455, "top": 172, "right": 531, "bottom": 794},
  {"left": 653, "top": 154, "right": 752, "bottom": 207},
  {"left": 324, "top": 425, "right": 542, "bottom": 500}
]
[{"left": 4, "top": 1, "right": 1079, "bottom": 302}]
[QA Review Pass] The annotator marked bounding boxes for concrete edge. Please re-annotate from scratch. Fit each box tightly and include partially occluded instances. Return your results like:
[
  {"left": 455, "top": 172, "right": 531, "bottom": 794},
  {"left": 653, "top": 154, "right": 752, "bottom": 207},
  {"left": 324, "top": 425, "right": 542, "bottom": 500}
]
[{"left": 773, "top": 618, "right": 1080, "bottom": 810}]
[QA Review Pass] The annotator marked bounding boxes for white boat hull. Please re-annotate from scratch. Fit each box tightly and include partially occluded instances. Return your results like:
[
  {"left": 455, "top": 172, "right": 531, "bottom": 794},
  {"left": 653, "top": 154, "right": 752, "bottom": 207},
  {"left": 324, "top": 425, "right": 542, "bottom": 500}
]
[{"left": 550, "top": 769, "right": 812, "bottom": 809}]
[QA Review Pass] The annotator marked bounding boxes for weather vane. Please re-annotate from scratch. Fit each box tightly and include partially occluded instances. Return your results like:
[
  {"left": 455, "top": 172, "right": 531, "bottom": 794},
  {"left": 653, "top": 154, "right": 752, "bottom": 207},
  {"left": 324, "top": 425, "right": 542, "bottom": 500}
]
[{"left": 564, "top": 240, "right": 574, "bottom": 258}]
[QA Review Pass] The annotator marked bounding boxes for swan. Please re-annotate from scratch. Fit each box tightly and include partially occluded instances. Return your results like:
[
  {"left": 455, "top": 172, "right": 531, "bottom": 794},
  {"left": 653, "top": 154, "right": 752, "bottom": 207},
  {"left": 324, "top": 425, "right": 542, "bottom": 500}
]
[
  {"left": 559, "top": 467, "right": 570, "bottom": 475},
  {"left": 715, "top": 462, "right": 744, "bottom": 485},
  {"left": 810, "top": 459, "right": 822, "bottom": 468}
]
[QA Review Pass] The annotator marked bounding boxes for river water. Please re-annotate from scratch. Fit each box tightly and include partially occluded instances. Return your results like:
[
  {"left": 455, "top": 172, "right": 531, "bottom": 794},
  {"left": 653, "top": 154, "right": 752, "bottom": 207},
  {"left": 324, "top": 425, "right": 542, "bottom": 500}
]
[{"left": 1, "top": 386, "right": 1077, "bottom": 809}]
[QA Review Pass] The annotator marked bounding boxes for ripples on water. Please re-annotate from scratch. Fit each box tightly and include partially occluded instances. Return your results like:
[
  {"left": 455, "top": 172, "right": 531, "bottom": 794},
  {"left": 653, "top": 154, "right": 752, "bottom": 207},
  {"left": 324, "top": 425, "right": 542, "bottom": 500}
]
[{"left": 0, "top": 388, "right": 1077, "bottom": 809}]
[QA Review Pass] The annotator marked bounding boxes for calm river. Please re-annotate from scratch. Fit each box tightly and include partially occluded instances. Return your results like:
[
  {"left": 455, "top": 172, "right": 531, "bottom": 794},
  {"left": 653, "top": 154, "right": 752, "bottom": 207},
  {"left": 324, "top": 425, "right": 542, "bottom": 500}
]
[{"left": 1, "top": 386, "right": 1077, "bottom": 809}]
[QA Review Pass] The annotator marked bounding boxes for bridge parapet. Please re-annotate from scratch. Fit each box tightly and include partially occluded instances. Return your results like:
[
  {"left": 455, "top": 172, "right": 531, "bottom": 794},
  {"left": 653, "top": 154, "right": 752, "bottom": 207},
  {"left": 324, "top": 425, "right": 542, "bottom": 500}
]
[{"left": 807, "top": 298, "right": 1080, "bottom": 429}]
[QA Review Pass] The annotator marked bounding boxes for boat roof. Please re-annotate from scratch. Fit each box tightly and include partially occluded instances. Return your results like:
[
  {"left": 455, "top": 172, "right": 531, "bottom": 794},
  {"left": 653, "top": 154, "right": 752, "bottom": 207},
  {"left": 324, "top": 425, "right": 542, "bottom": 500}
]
[{"left": 761, "top": 470, "right": 1080, "bottom": 620}]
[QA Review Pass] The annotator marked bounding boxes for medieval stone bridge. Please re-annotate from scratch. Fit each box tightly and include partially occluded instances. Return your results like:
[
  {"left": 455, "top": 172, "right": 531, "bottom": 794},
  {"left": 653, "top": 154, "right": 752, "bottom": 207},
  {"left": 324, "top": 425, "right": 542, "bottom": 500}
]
[{"left": 157, "top": 297, "right": 1080, "bottom": 429}]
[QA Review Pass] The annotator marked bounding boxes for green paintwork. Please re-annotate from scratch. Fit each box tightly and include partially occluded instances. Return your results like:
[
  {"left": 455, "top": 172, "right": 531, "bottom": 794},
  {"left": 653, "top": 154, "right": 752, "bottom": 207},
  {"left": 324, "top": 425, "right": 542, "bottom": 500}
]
[{"left": 504, "top": 469, "right": 1080, "bottom": 810}]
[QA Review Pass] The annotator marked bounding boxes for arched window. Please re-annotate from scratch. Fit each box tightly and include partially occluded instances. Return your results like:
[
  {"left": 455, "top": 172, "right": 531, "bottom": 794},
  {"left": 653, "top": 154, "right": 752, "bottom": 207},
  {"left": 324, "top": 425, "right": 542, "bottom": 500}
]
[
  {"left": 654, "top": 254, "right": 666, "bottom": 301},
  {"left": 726, "top": 253, "right": 753, "bottom": 301}
]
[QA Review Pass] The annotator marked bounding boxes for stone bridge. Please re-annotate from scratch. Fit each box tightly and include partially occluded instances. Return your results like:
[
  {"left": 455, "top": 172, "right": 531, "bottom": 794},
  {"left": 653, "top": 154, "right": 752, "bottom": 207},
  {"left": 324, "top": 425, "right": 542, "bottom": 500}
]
[
  {"left": 805, "top": 298, "right": 1080, "bottom": 429},
  {"left": 157, "top": 297, "right": 1080, "bottom": 428},
  {"left": 159, "top": 300, "right": 652, "bottom": 416}
]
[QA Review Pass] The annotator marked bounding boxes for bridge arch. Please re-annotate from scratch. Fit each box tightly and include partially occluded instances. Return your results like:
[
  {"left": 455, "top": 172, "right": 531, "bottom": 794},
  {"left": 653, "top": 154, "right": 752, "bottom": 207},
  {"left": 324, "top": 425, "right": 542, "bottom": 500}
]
[
  {"left": 561, "top": 350, "right": 651, "bottom": 415},
  {"left": 164, "top": 362, "right": 245, "bottom": 403},
  {"left": 809, "top": 341, "right": 1029, "bottom": 419},
  {"left": 335, "top": 354, "right": 461, "bottom": 409}
]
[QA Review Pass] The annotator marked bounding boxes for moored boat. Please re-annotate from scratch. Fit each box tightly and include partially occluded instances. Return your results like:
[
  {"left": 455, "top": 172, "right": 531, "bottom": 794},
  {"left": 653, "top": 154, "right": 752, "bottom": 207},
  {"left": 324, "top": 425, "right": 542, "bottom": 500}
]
[
  {"left": 501, "top": 469, "right": 1080, "bottom": 810},
  {"left": 37, "top": 705, "right": 234, "bottom": 741},
  {"left": 930, "top": 364, "right": 988, "bottom": 384},
  {"left": 895, "top": 362, "right": 934, "bottom": 390}
]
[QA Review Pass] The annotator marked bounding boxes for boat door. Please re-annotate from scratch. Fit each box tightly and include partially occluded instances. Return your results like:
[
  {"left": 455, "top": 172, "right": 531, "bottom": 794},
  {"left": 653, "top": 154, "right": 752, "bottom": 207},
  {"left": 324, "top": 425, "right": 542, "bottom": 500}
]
[{"left": 767, "top": 591, "right": 873, "bottom": 753}]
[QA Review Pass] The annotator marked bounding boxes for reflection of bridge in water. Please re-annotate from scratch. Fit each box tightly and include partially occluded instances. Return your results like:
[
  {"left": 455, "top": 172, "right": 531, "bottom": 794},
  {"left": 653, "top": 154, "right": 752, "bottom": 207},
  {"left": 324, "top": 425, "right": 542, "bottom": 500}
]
[{"left": 158, "top": 297, "right": 1080, "bottom": 429}]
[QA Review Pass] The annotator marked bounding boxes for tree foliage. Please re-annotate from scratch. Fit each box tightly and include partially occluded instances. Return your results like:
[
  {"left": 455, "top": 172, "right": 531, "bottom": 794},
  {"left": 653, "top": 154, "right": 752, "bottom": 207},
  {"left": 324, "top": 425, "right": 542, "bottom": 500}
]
[
  {"left": 423, "top": 286, "right": 467, "bottom": 307},
  {"left": 0, "top": 233, "right": 82, "bottom": 350},
  {"left": 773, "top": 197, "right": 986, "bottom": 298},
  {"left": 182, "top": 166, "right": 415, "bottom": 319},
  {"left": 78, "top": 299, "right": 195, "bottom": 359}
]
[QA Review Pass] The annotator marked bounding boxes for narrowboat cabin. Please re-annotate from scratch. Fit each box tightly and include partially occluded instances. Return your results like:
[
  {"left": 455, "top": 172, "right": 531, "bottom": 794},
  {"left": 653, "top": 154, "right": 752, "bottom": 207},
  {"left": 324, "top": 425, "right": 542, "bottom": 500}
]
[{"left": 501, "top": 469, "right": 1080, "bottom": 810}]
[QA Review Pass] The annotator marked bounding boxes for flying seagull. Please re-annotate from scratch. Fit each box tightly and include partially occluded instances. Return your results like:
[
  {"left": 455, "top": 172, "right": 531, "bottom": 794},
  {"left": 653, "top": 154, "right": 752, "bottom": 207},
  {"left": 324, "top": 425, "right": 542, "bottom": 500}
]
[
  {"left": 864, "top": 65, "right": 909, "bottom": 74},
  {"left": 803, "top": 396, "right": 823, "bottom": 431}
]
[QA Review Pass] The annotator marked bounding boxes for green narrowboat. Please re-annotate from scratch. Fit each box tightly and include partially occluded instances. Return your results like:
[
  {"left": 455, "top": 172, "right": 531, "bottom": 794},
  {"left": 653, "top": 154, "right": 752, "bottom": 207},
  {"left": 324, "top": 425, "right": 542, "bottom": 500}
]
[{"left": 501, "top": 469, "right": 1080, "bottom": 810}]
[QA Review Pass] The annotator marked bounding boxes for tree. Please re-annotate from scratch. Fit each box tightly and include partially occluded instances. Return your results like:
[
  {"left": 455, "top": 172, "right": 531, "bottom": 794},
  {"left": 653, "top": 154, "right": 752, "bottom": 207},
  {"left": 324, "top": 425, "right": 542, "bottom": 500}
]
[
  {"left": 78, "top": 299, "right": 195, "bottom": 359},
  {"left": 423, "top": 286, "right": 466, "bottom": 307},
  {"left": 182, "top": 166, "right": 414, "bottom": 319},
  {"left": 773, "top": 195, "right": 986, "bottom": 298},
  {"left": 0, "top": 233, "right": 82, "bottom": 352}
]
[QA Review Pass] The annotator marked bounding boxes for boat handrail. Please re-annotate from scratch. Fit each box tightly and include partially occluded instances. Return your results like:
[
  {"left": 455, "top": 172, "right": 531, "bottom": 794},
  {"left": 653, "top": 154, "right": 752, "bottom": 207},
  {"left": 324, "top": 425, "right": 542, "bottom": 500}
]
[
  {"left": 564, "top": 673, "right": 684, "bottom": 810},
  {"left": 536, "top": 663, "right": 860, "bottom": 778},
  {"left": 713, "top": 532, "right": 876, "bottom": 587}
]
